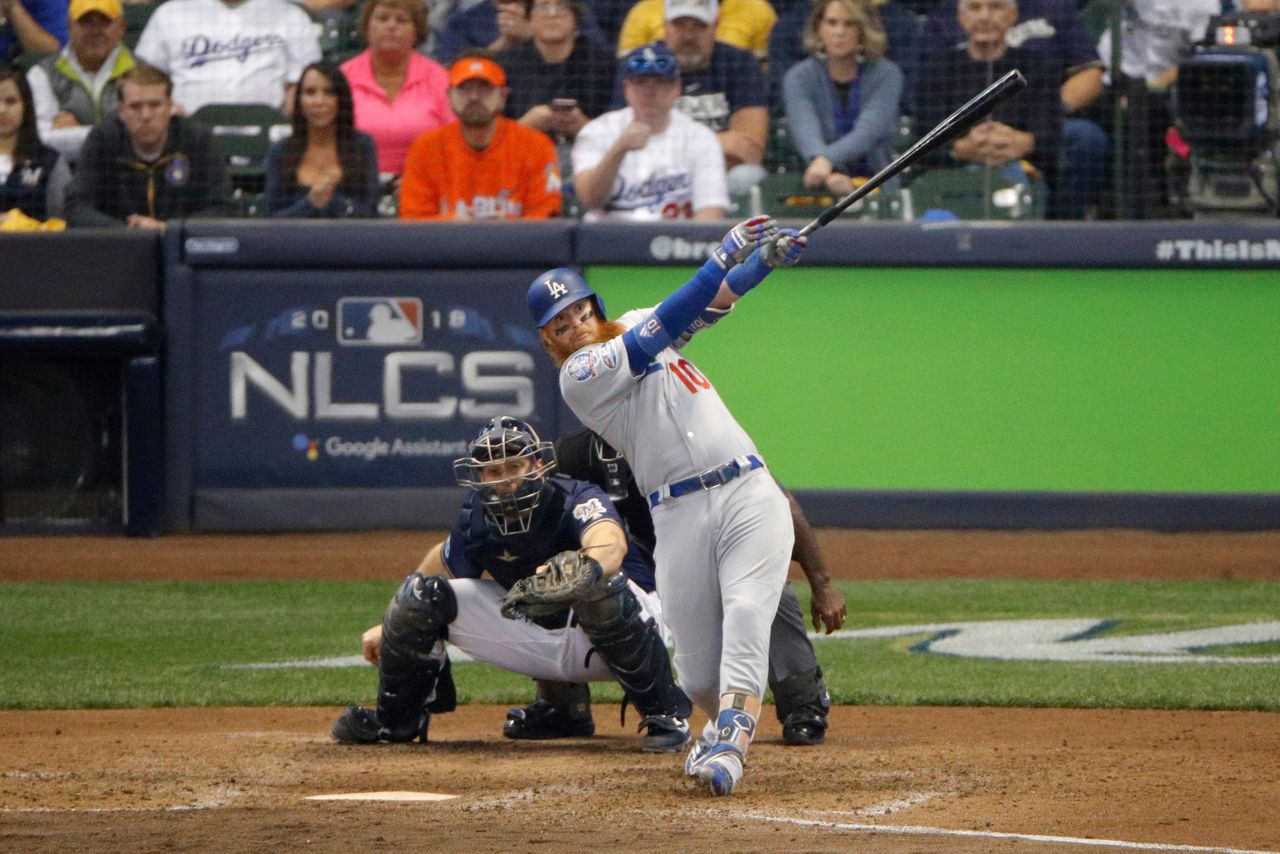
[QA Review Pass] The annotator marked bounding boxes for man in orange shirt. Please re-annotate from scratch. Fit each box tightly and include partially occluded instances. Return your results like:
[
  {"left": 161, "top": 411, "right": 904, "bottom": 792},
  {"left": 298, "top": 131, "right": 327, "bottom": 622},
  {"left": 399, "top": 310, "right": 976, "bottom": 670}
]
[{"left": 400, "top": 54, "right": 563, "bottom": 220}]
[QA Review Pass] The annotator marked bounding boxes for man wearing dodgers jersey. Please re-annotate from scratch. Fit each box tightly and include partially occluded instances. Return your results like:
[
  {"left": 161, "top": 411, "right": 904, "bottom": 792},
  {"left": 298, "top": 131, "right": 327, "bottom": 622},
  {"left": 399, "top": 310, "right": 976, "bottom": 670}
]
[
  {"left": 570, "top": 41, "right": 727, "bottom": 221},
  {"left": 528, "top": 215, "right": 807, "bottom": 796},
  {"left": 134, "top": 0, "right": 320, "bottom": 115}
]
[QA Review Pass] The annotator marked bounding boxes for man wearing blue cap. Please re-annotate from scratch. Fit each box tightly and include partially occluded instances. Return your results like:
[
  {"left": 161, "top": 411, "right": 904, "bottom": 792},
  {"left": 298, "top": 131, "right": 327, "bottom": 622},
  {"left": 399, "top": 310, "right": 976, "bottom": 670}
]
[{"left": 570, "top": 40, "right": 728, "bottom": 220}]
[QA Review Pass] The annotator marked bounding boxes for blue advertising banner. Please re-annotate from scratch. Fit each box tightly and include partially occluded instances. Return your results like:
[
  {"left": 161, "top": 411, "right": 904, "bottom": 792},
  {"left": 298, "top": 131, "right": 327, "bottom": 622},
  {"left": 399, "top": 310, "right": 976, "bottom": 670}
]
[{"left": 191, "top": 268, "right": 560, "bottom": 491}]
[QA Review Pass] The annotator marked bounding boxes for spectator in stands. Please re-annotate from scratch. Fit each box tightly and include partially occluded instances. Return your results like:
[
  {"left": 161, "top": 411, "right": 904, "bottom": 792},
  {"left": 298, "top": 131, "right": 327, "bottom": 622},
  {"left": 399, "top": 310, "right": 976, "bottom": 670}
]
[
  {"left": 583, "top": 0, "right": 629, "bottom": 44},
  {"left": 133, "top": 0, "right": 321, "bottom": 115},
  {"left": 0, "top": 0, "right": 65, "bottom": 64},
  {"left": 915, "top": 0, "right": 1062, "bottom": 187},
  {"left": 770, "top": 0, "right": 916, "bottom": 106},
  {"left": 783, "top": 0, "right": 901, "bottom": 196},
  {"left": 922, "top": 0, "right": 1108, "bottom": 218},
  {"left": 0, "top": 65, "right": 71, "bottom": 220},
  {"left": 27, "top": 0, "right": 132, "bottom": 163},
  {"left": 616, "top": 0, "right": 775, "bottom": 62},
  {"left": 574, "top": 41, "right": 728, "bottom": 220},
  {"left": 265, "top": 61, "right": 379, "bottom": 217},
  {"left": 399, "top": 53, "right": 562, "bottom": 219},
  {"left": 499, "top": 0, "right": 615, "bottom": 143},
  {"left": 66, "top": 63, "right": 231, "bottom": 228},
  {"left": 434, "top": 0, "right": 608, "bottom": 65},
  {"left": 340, "top": 0, "right": 450, "bottom": 176},
  {"left": 627, "top": 0, "right": 766, "bottom": 197},
  {"left": 1096, "top": 0, "right": 1220, "bottom": 218}
]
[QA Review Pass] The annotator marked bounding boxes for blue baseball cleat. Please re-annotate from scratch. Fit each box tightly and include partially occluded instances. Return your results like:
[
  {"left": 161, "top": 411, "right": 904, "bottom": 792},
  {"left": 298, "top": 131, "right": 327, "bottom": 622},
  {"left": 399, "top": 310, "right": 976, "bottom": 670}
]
[
  {"left": 690, "top": 744, "right": 744, "bottom": 796},
  {"left": 683, "top": 720, "right": 718, "bottom": 775}
]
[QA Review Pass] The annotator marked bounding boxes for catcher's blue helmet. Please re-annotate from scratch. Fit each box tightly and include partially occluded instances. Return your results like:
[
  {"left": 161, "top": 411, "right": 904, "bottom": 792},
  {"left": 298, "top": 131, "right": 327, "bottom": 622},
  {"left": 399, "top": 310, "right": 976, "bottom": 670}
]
[{"left": 527, "top": 267, "right": 606, "bottom": 328}]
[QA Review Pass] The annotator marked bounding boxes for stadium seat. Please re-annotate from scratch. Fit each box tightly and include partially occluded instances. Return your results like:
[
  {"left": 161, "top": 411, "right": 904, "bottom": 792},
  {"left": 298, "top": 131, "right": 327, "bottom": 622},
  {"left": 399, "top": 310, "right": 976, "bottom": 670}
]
[
  {"left": 904, "top": 166, "right": 1047, "bottom": 220},
  {"left": 190, "top": 103, "right": 291, "bottom": 195},
  {"left": 747, "top": 170, "right": 887, "bottom": 221},
  {"left": 123, "top": 2, "right": 155, "bottom": 52}
]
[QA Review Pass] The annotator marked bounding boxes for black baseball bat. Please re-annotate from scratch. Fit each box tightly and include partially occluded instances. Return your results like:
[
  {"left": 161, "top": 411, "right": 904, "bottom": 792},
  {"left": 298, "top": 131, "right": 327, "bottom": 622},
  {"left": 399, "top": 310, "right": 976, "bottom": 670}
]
[{"left": 797, "top": 69, "right": 1028, "bottom": 237}]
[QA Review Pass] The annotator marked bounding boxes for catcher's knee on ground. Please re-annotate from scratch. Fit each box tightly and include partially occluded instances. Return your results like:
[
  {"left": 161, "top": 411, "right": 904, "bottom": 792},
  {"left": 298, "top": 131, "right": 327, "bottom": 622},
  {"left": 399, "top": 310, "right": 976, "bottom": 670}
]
[{"left": 377, "top": 573, "right": 458, "bottom": 735}]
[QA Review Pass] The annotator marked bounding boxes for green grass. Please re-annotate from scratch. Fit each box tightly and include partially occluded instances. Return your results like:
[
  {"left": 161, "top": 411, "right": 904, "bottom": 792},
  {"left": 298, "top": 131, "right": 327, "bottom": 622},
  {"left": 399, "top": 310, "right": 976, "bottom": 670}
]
[{"left": 1, "top": 579, "right": 1277, "bottom": 711}]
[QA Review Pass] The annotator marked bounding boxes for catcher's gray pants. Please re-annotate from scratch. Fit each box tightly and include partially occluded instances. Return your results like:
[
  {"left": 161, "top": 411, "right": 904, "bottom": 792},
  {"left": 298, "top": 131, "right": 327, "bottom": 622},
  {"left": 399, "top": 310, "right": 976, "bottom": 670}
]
[
  {"left": 651, "top": 470, "right": 794, "bottom": 719},
  {"left": 444, "top": 577, "right": 667, "bottom": 683}
]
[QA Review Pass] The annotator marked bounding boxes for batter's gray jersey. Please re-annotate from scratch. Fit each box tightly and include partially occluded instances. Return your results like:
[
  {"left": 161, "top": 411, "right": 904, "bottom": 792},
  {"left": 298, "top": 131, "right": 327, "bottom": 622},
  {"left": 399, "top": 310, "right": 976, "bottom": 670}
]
[{"left": 559, "top": 308, "right": 760, "bottom": 496}]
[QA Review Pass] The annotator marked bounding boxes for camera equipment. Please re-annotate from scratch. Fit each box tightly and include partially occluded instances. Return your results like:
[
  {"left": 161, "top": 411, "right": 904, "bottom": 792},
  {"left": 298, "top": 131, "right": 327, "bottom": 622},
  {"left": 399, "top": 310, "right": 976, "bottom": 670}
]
[{"left": 1173, "top": 12, "right": 1280, "bottom": 216}]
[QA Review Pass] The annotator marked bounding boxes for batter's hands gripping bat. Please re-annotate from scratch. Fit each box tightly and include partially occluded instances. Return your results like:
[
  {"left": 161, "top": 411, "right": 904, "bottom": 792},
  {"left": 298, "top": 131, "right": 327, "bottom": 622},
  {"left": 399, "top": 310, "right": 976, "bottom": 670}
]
[{"left": 797, "top": 69, "right": 1028, "bottom": 238}]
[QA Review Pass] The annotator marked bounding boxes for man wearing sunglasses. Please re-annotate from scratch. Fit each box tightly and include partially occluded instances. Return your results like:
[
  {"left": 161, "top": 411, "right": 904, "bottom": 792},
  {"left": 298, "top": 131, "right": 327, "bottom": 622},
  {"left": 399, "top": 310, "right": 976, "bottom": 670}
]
[{"left": 571, "top": 41, "right": 728, "bottom": 220}]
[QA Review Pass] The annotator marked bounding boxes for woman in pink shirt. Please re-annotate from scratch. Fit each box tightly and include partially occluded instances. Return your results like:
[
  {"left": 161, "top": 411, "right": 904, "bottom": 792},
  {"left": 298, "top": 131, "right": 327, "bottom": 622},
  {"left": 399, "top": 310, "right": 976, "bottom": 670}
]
[{"left": 341, "top": 0, "right": 452, "bottom": 177}]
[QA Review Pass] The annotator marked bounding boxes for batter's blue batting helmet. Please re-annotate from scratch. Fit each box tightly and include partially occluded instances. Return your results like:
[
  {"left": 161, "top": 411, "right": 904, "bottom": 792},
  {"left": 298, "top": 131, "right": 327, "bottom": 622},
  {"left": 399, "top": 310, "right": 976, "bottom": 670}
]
[{"left": 527, "top": 267, "right": 606, "bottom": 328}]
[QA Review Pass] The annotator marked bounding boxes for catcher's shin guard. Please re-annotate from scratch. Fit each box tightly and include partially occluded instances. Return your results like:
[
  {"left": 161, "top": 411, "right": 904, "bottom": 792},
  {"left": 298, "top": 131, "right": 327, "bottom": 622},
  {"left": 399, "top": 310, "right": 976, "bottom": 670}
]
[
  {"left": 772, "top": 666, "right": 830, "bottom": 746},
  {"left": 574, "top": 573, "right": 692, "bottom": 749},
  {"left": 376, "top": 573, "right": 457, "bottom": 737}
]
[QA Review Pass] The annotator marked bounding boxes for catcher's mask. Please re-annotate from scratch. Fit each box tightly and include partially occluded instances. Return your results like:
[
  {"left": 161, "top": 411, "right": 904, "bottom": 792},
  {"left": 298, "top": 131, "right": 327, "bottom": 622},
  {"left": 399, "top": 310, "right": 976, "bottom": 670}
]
[
  {"left": 591, "top": 435, "right": 632, "bottom": 502},
  {"left": 453, "top": 416, "right": 557, "bottom": 535}
]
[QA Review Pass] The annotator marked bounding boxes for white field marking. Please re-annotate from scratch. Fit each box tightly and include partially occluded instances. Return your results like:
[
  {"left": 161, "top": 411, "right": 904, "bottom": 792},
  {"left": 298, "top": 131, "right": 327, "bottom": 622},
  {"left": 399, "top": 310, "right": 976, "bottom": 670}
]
[
  {"left": 810, "top": 619, "right": 1280, "bottom": 664},
  {"left": 227, "top": 644, "right": 476, "bottom": 670},
  {"left": 305, "top": 791, "right": 457, "bottom": 802},
  {"left": 1, "top": 804, "right": 222, "bottom": 814},
  {"left": 726, "top": 813, "right": 1280, "bottom": 854},
  {"left": 230, "top": 620, "right": 1280, "bottom": 671},
  {"left": 850, "top": 791, "right": 946, "bottom": 817}
]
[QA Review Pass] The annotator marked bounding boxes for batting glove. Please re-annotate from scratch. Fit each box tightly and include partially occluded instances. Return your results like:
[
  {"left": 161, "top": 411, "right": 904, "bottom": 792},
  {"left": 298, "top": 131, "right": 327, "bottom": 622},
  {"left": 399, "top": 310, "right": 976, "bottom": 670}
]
[
  {"left": 761, "top": 228, "right": 807, "bottom": 269},
  {"left": 711, "top": 215, "right": 778, "bottom": 270}
]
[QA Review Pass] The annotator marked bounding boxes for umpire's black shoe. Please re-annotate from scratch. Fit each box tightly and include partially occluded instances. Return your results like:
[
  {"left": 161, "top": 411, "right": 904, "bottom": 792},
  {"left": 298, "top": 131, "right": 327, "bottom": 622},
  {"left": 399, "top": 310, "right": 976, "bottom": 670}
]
[
  {"left": 781, "top": 709, "right": 828, "bottom": 746},
  {"left": 503, "top": 699, "right": 595, "bottom": 739},
  {"left": 331, "top": 706, "right": 430, "bottom": 744}
]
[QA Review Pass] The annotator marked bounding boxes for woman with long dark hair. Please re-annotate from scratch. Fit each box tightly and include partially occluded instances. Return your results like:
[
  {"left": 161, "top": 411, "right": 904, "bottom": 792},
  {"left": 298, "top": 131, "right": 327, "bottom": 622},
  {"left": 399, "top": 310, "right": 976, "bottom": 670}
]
[
  {"left": 0, "top": 65, "right": 70, "bottom": 221},
  {"left": 264, "top": 61, "right": 380, "bottom": 217}
]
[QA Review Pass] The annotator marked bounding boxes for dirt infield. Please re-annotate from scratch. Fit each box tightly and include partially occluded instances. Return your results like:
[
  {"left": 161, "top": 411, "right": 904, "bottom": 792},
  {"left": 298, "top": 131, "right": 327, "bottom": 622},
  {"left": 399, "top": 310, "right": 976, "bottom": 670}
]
[{"left": 2, "top": 530, "right": 1279, "bottom": 853}]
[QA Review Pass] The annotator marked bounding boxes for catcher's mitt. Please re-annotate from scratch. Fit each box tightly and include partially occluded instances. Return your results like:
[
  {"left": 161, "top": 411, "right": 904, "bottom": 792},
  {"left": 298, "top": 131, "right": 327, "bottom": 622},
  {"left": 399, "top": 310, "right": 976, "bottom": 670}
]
[{"left": 499, "top": 550, "right": 603, "bottom": 621}]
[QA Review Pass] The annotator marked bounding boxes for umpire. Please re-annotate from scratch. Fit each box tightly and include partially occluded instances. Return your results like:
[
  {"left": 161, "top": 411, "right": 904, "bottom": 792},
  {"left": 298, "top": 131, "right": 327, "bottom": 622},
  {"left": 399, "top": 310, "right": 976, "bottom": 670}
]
[{"left": 504, "top": 425, "right": 846, "bottom": 746}]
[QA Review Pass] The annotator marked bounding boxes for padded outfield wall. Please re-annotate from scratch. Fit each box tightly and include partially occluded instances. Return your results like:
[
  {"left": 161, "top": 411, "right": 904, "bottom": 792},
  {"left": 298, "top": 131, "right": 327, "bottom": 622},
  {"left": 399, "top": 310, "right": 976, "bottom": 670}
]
[
  {"left": 4, "top": 219, "right": 1278, "bottom": 532},
  {"left": 576, "top": 221, "right": 1280, "bottom": 530}
]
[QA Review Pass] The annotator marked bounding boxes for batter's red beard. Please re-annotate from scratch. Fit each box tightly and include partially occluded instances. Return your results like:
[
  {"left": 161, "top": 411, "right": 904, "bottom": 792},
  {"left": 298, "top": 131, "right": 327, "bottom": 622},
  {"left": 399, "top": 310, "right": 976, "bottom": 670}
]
[{"left": 541, "top": 320, "right": 627, "bottom": 366}]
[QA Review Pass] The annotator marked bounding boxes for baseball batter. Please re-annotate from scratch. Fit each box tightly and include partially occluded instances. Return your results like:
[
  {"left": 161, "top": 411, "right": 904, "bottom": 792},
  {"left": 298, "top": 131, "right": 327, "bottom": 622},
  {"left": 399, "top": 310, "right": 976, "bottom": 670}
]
[
  {"left": 528, "top": 216, "right": 808, "bottom": 795},
  {"left": 529, "top": 427, "right": 847, "bottom": 746}
]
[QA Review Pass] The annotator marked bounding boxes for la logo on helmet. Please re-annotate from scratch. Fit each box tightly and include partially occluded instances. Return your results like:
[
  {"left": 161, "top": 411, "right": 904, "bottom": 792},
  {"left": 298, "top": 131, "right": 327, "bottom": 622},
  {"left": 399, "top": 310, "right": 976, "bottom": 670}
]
[{"left": 548, "top": 280, "right": 568, "bottom": 298}]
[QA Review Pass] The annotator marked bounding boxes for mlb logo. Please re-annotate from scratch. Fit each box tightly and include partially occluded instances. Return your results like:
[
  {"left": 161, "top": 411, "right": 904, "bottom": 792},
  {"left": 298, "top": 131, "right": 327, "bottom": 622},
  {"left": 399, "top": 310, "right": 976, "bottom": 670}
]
[{"left": 337, "top": 298, "right": 423, "bottom": 346}]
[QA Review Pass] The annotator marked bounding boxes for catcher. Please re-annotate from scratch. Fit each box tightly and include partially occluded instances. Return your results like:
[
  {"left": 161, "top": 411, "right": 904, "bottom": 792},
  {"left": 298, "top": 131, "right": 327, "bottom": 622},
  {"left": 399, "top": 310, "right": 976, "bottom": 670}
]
[{"left": 331, "top": 416, "right": 692, "bottom": 752}]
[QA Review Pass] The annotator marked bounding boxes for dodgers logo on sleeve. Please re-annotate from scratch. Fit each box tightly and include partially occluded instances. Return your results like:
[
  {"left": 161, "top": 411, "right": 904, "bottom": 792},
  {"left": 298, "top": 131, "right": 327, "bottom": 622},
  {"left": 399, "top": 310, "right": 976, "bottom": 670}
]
[
  {"left": 566, "top": 349, "right": 598, "bottom": 382},
  {"left": 572, "top": 497, "right": 607, "bottom": 522}
]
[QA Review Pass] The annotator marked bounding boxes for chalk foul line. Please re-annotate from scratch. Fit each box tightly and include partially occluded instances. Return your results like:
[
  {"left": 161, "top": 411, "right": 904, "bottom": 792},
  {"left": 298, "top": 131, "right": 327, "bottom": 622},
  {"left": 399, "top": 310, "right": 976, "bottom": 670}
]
[{"left": 726, "top": 812, "right": 1279, "bottom": 854}]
